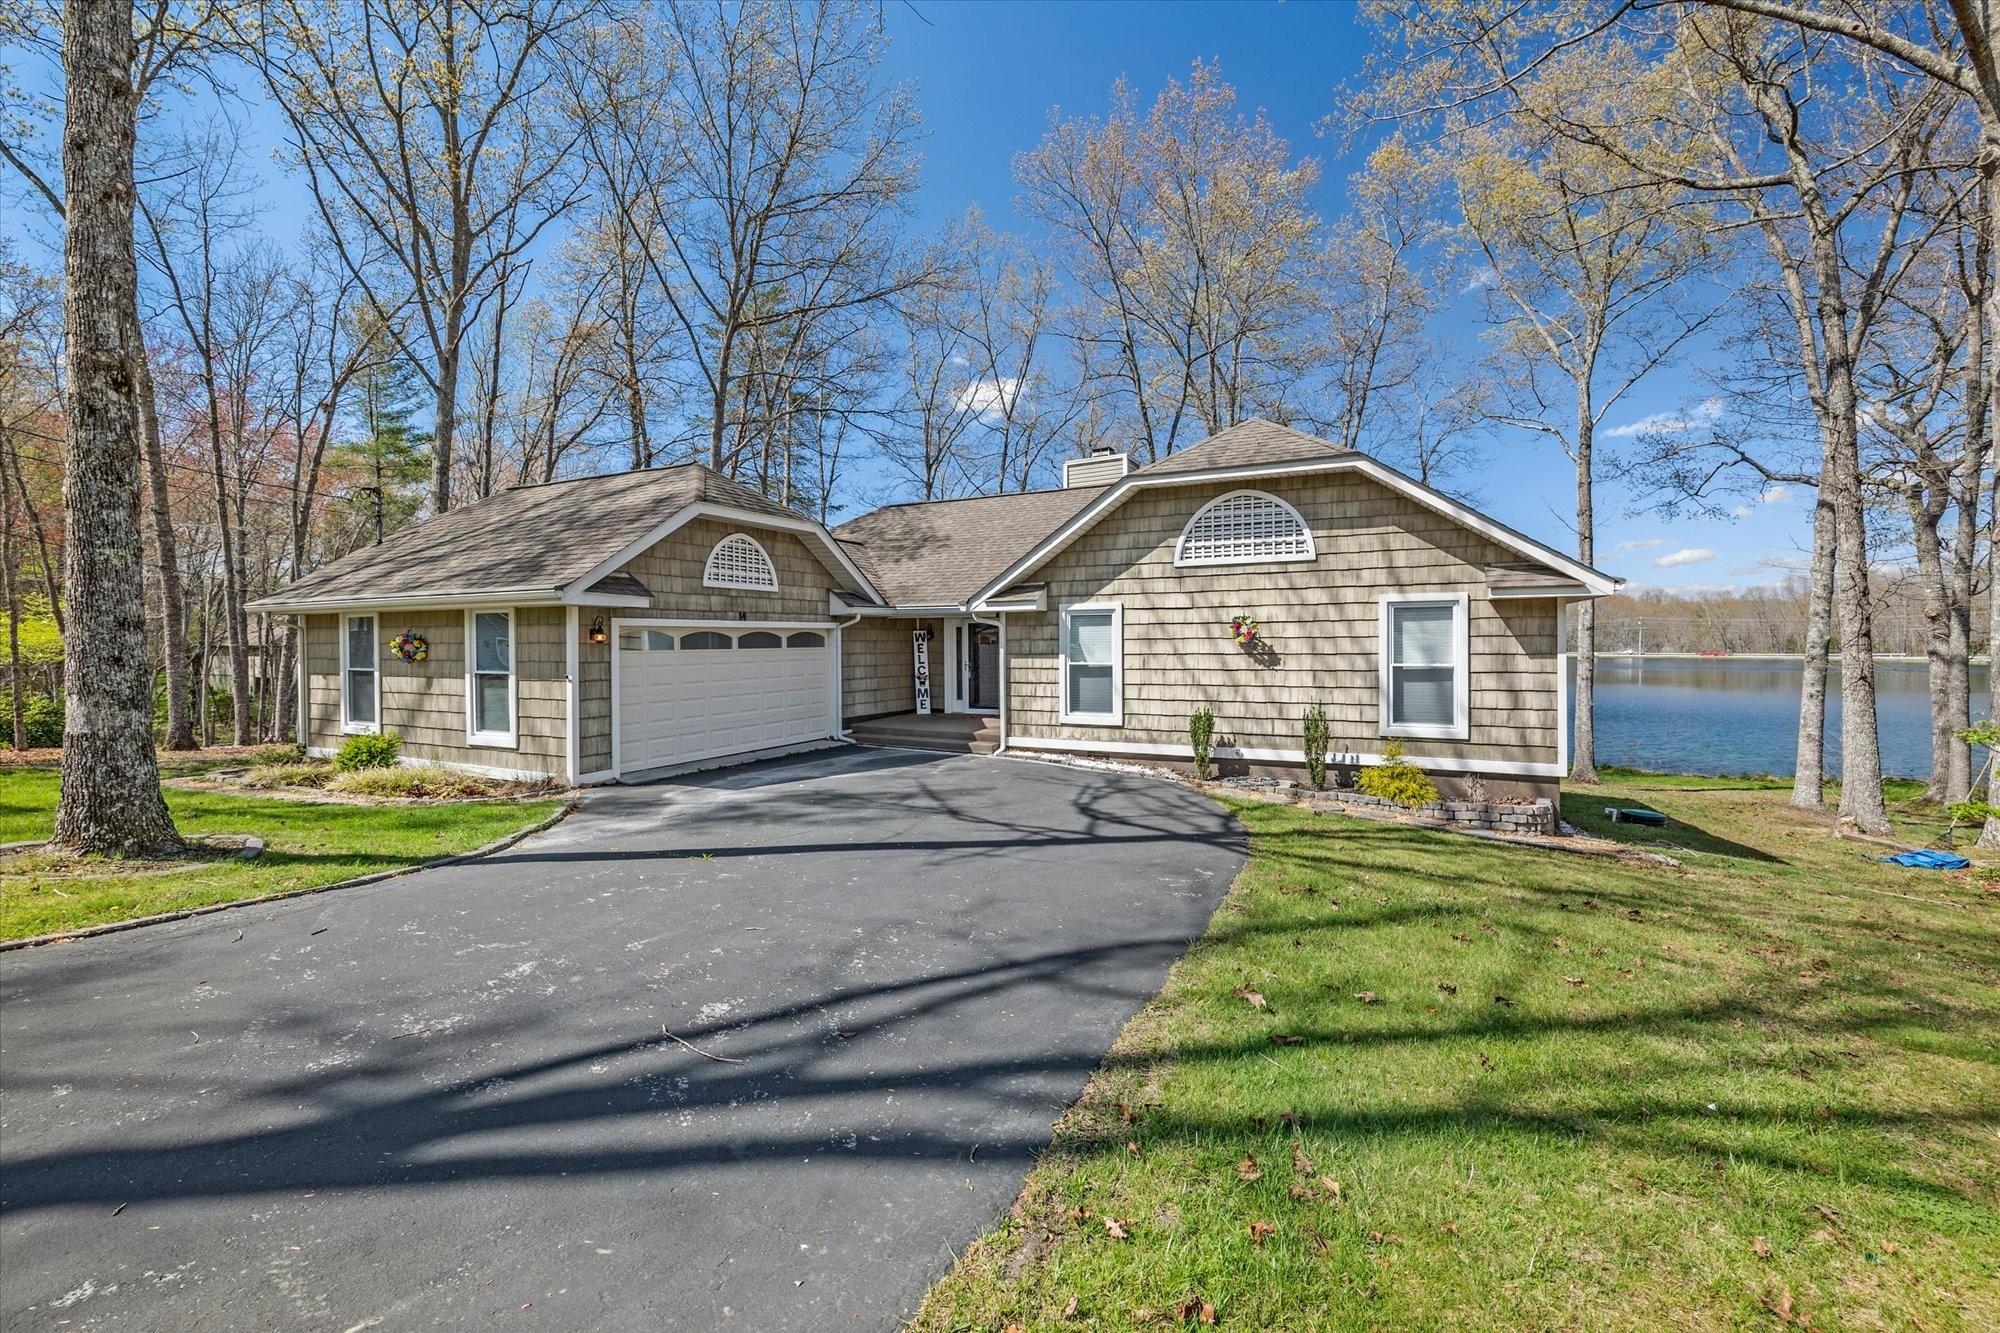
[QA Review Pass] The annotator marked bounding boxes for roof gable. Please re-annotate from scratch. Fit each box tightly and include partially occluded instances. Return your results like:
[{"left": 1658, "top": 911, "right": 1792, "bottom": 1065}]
[{"left": 831, "top": 486, "right": 1107, "bottom": 608}]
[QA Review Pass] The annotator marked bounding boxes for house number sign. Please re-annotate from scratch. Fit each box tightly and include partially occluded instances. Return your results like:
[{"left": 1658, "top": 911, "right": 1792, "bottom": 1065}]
[{"left": 913, "top": 630, "right": 932, "bottom": 715}]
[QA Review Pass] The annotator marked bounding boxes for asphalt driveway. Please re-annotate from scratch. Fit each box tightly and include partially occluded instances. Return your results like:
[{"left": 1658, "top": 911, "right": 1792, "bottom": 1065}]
[{"left": 0, "top": 748, "right": 1243, "bottom": 1331}]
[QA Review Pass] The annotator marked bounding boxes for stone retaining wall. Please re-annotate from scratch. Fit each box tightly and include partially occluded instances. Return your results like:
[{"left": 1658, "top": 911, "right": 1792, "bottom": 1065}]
[{"left": 1218, "top": 776, "right": 1560, "bottom": 837}]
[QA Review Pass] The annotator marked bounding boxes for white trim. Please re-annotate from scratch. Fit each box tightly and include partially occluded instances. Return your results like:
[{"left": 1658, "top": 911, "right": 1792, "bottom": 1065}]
[
  {"left": 1489, "top": 583, "right": 1593, "bottom": 600},
  {"left": 1058, "top": 601, "right": 1124, "bottom": 726},
  {"left": 1173, "top": 489, "right": 1317, "bottom": 567},
  {"left": 464, "top": 607, "right": 519, "bottom": 749},
  {"left": 995, "top": 612, "right": 1009, "bottom": 753},
  {"left": 252, "top": 589, "right": 562, "bottom": 615},
  {"left": 564, "top": 606, "right": 581, "bottom": 784},
  {"left": 302, "top": 747, "right": 559, "bottom": 784},
  {"left": 972, "top": 590, "right": 1047, "bottom": 613},
  {"left": 1379, "top": 593, "right": 1470, "bottom": 741},
  {"left": 564, "top": 501, "right": 884, "bottom": 607},
  {"left": 1001, "top": 734, "right": 1564, "bottom": 779},
  {"left": 339, "top": 612, "right": 381, "bottom": 735},
  {"left": 575, "top": 767, "right": 616, "bottom": 785},
  {"left": 294, "top": 615, "right": 308, "bottom": 746},
  {"left": 1556, "top": 602, "right": 1571, "bottom": 774},
  {"left": 969, "top": 452, "right": 1618, "bottom": 607},
  {"left": 610, "top": 616, "right": 835, "bottom": 630},
  {"left": 701, "top": 532, "right": 781, "bottom": 591},
  {"left": 941, "top": 616, "right": 1002, "bottom": 715}
]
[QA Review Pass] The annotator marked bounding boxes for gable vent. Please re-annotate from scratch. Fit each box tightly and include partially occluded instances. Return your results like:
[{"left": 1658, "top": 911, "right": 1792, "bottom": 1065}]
[{"left": 703, "top": 533, "right": 779, "bottom": 591}]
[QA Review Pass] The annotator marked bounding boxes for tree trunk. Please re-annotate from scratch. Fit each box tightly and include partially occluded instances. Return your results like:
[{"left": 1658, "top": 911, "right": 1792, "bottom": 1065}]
[
  {"left": 1, "top": 447, "right": 25, "bottom": 749},
  {"left": 1976, "top": 121, "right": 2000, "bottom": 849},
  {"left": 1909, "top": 490, "right": 1960, "bottom": 802},
  {"left": 52, "top": 0, "right": 180, "bottom": 854},
  {"left": 1822, "top": 373, "right": 1890, "bottom": 833},
  {"left": 137, "top": 349, "right": 195, "bottom": 749},
  {"left": 1570, "top": 403, "right": 1598, "bottom": 784},
  {"left": 1790, "top": 485, "right": 1836, "bottom": 810}
]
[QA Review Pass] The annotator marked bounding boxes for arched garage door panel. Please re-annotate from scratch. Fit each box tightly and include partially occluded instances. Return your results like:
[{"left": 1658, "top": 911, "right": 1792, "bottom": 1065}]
[{"left": 617, "top": 628, "right": 831, "bottom": 772}]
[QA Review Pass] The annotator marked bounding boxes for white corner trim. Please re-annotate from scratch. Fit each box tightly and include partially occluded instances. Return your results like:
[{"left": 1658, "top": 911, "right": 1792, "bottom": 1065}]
[
  {"left": 464, "top": 607, "right": 519, "bottom": 750},
  {"left": 1378, "top": 592, "right": 1471, "bottom": 742},
  {"left": 1556, "top": 602, "right": 1571, "bottom": 775},
  {"left": 1058, "top": 602, "right": 1124, "bottom": 726},
  {"left": 1173, "top": 489, "right": 1317, "bottom": 567},
  {"left": 1001, "top": 734, "right": 1564, "bottom": 779},
  {"left": 565, "top": 606, "right": 581, "bottom": 784},
  {"left": 969, "top": 452, "right": 1617, "bottom": 606}
]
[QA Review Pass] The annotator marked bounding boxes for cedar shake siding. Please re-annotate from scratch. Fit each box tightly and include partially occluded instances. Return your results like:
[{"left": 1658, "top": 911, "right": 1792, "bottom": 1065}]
[
  {"left": 840, "top": 615, "right": 944, "bottom": 723},
  {"left": 303, "top": 607, "right": 569, "bottom": 776},
  {"left": 1004, "top": 470, "right": 1562, "bottom": 776},
  {"left": 615, "top": 517, "right": 839, "bottom": 621}
]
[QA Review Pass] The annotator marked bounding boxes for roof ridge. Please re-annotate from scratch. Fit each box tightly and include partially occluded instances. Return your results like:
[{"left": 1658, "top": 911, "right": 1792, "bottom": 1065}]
[
  {"left": 501, "top": 461, "right": 702, "bottom": 493},
  {"left": 838, "top": 484, "right": 1104, "bottom": 524}
]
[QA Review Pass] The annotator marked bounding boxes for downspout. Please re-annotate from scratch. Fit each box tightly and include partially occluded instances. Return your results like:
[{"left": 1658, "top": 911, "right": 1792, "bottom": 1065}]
[{"left": 832, "top": 610, "right": 865, "bottom": 740}]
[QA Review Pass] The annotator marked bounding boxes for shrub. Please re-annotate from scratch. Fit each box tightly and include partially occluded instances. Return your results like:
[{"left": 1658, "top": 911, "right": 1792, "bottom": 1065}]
[
  {"left": 1357, "top": 739, "right": 1440, "bottom": 808},
  {"left": 244, "top": 742, "right": 306, "bottom": 766},
  {"left": 332, "top": 730, "right": 402, "bottom": 772},
  {"left": 1302, "top": 705, "right": 1329, "bottom": 791},
  {"left": 23, "top": 694, "right": 63, "bottom": 747},
  {"left": 243, "top": 762, "right": 332, "bottom": 789},
  {"left": 1189, "top": 707, "right": 1216, "bottom": 780},
  {"left": 329, "top": 763, "right": 497, "bottom": 800}
]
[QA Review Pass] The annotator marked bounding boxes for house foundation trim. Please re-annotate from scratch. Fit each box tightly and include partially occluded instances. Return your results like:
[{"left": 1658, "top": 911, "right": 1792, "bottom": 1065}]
[{"left": 1001, "top": 735, "right": 1566, "bottom": 779}]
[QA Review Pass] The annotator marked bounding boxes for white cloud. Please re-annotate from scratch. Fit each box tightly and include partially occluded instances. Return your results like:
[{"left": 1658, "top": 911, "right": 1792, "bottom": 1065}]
[
  {"left": 1654, "top": 547, "right": 1716, "bottom": 569},
  {"left": 1460, "top": 265, "right": 1498, "bottom": 294},
  {"left": 1616, "top": 537, "right": 1667, "bottom": 551},
  {"left": 1730, "top": 505, "right": 1756, "bottom": 518},
  {"left": 1604, "top": 397, "right": 1723, "bottom": 439},
  {"left": 955, "top": 376, "right": 1020, "bottom": 420},
  {"left": 1758, "top": 484, "right": 1794, "bottom": 504}
]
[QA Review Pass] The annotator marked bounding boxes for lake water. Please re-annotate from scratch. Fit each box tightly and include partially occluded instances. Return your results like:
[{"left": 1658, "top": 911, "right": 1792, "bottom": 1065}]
[{"left": 1575, "top": 656, "right": 1991, "bottom": 779}]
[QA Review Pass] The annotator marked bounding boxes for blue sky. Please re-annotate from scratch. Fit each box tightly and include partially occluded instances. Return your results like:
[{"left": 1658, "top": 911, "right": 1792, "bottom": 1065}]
[{"left": 10, "top": 0, "right": 1816, "bottom": 592}]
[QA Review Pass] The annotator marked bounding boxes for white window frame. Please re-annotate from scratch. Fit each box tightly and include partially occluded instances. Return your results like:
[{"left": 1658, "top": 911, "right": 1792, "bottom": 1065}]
[
  {"left": 702, "top": 532, "right": 780, "bottom": 591},
  {"left": 1173, "top": 489, "right": 1316, "bottom": 568},
  {"left": 1059, "top": 601, "right": 1124, "bottom": 726},
  {"left": 340, "top": 612, "right": 380, "bottom": 735},
  {"left": 464, "top": 607, "right": 518, "bottom": 749},
  {"left": 1378, "top": 592, "right": 1470, "bottom": 741}
]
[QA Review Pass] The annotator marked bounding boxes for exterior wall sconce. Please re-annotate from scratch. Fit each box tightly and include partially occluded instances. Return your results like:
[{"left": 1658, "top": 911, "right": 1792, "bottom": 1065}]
[{"left": 588, "top": 615, "right": 608, "bottom": 645}]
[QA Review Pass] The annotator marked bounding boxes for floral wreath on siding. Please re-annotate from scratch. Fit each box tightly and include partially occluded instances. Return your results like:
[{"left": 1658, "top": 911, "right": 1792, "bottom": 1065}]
[
  {"left": 1229, "top": 614, "right": 1260, "bottom": 647},
  {"left": 388, "top": 631, "right": 428, "bottom": 664}
]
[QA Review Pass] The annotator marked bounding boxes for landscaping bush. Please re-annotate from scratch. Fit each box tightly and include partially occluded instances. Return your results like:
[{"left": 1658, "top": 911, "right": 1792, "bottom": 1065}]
[
  {"left": 331, "top": 730, "right": 402, "bottom": 772},
  {"left": 1188, "top": 707, "right": 1215, "bottom": 780},
  {"left": 244, "top": 742, "right": 306, "bottom": 765},
  {"left": 22, "top": 695, "right": 62, "bottom": 747},
  {"left": 1302, "top": 704, "right": 1329, "bottom": 790},
  {"left": 243, "top": 762, "right": 332, "bottom": 789},
  {"left": 1357, "top": 738, "right": 1440, "bottom": 808}
]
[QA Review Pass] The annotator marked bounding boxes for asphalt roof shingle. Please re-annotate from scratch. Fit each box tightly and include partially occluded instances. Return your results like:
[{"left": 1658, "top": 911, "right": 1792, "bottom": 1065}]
[
  {"left": 251, "top": 464, "right": 805, "bottom": 606},
  {"left": 1134, "top": 418, "right": 1350, "bottom": 477},
  {"left": 831, "top": 486, "right": 1109, "bottom": 608}
]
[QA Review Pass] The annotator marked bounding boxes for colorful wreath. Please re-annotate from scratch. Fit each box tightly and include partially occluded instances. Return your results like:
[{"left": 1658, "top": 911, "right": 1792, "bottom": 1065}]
[
  {"left": 388, "top": 631, "right": 429, "bottom": 664},
  {"left": 1229, "top": 614, "right": 1260, "bottom": 647}
]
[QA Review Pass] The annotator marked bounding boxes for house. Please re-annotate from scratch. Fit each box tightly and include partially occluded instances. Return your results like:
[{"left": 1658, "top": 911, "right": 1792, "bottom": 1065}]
[{"left": 247, "top": 420, "right": 1616, "bottom": 799}]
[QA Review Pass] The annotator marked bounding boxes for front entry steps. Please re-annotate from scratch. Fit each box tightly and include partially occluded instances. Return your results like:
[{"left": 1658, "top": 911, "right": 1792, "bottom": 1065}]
[{"left": 850, "top": 712, "right": 1000, "bottom": 755}]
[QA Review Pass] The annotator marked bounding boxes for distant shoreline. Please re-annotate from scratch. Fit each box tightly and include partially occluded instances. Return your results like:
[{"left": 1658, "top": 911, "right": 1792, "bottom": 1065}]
[{"left": 1587, "top": 652, "right": 1989, "bottom": 665}]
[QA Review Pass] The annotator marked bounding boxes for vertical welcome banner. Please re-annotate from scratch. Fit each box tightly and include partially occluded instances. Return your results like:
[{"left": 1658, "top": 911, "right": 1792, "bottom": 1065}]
[{"left": 913, "top": 631, "right": 932, "bottom": 715}]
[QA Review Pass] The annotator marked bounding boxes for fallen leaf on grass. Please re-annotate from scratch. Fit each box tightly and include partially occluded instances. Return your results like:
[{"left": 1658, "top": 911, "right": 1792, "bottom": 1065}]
[
  {"left": 1176, "top": 1294, "right": 1217, "bottom": 1324},
  {"left": 1269, "top": 1033, "right": 1306, "bottom": 1046},
  {"left": 1103, "top": 1217, "right": 1130, "bottom": 1240},
  {"left": 1236, "top": 1155, "right": 1263, "bottom": 1182},
  {"left": 1126, "top": 1140, "right": 1141, "bottom": 1157},
  {"left": 1321, "top": 1176, "right": 1343, "bottom": 1202},
  {"left": 1248, "top": 1220, "right": 1277, "bottom": 1247},
  {"left": 1353, "top": 991, "right": 1381, "bottom": 1004},
  {"left": 1066, "top": 1206, "right": 1093, "bottom": 1224},
  {"left": 1451, "top": 932, "right": 1472, "bottom": 943},
  {"left": 1478, "top": 923, "right": 1498, "bottom": 935},
  {"left": 1561, "top": 976, "right": 1587, "bottom": 988},
  {"left": 1548, "top": 935, "right": 1567, "bottom": 950},
  {"left": 1439, "top": 1221, "right": 1460, "bottom": 1236},
  {"left": 1120, "top": 1101, "right": 1133, "bottom": 1125},
  {"left": 1303, "top": 1224, "right": 1330, "bottom": 1254},
  {"left": 1234, "top": 986, "right": 1267, "bottom": 1010},
  {"left": 1291, "top": 1140, "right": 1315, "bottom": 1175},
  {"left": 1478, "top": 1052, "right": 1495, "bottom": 1070},
  {"left": 1492, "top": 994, "right": 1515, "bottom": 1007},
  {"left": 1753, "top": 1236, "right": 1774, "bottom": 1260},
  {"left": 1278, "top": 1109, "right": 1302, "bottom": 1127},
  {"left": 1436, "top": 981, "right": 1457, "bottom": 995},
  {"left": 1367, "top": 1229, "right": 1401, "bottom": 1245},
  {"left": 1061, "top": 1295, "right": 1080, "bottom": 1320},
  {"left": 1766, "top": 1288, "right": 1819, "bottom": 1330}
]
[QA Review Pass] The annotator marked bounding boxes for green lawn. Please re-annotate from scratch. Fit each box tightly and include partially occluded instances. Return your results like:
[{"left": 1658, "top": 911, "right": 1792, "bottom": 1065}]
[
  {"left": 0, "top": 767, "right": 563, "bottom": 940},
  {"left": 913, "top": 773, "right": 2000, "bottom": 1331}
]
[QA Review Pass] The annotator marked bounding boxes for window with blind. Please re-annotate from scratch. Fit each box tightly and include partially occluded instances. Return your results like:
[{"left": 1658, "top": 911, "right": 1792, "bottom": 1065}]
[
  {"left": 1175, "top": 490, "right": 1316, "bottom": 567},
  {"left": 467, "top": 610, "right": 515, "bottom": 745},
  {"left": 1060, "top": 603, "right": 1123, "bottom": 725},
  {"left": 1380, "top": 595, "right": 1467, "bottom": 739},
  {"left": 342, "top": 614, "right": 378, "bottom": 733}
]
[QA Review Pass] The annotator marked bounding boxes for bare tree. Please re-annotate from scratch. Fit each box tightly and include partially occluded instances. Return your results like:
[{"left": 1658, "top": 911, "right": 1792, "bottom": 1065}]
[
  {"left": 52, "top": 0, "right": 179, "bottom": 852},
  {"left": 249, "top": 0, "right": 595, "bottom": 513}
]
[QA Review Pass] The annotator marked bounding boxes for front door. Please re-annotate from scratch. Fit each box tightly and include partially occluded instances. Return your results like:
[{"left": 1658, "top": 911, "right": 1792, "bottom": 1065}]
[{"left": 967, "top": 622, "right": 1000, "bottom": 712}]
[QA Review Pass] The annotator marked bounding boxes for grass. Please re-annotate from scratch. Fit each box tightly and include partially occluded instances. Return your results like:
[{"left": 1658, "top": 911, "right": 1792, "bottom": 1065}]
[
  {"left": 0, "top": 767, "right": 562, "bottom": 940},
  {"left": 911, "top": 772, "right": 2000, "bottom": 1332}
]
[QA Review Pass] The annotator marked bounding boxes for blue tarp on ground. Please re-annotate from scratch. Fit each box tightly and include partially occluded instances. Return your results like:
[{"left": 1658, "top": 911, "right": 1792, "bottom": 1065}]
[{"left": 1881, "top": 849, "right": 1972, "bottom": 871}]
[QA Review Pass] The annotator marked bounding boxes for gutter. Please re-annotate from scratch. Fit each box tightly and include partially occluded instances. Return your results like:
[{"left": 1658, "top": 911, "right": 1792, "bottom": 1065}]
[{"left": 832, "top": 610, "right": 865, "bottom": 740}]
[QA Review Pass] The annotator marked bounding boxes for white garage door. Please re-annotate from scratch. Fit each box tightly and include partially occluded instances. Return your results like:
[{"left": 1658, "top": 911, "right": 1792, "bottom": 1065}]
[{"left": 616, "top": 625, "right": 832, "bottom": 774}]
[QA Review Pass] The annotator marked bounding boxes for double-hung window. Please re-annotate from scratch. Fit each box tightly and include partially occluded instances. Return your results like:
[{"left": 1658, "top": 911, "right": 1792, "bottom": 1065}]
[
  {"left": 342, "top": 614, "right": 378, "bottom": 733},
  {"left": 1060, "top": 603, "right": 1123, "bottom": 725},
  {"left": 468, "top": 609, "right": 515, "bottom": 746},
  {"left": 1380, "top": 594, "right": 1468, "bottom": 740}
]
